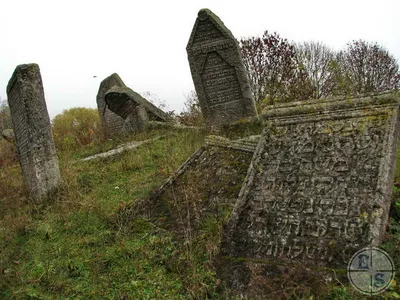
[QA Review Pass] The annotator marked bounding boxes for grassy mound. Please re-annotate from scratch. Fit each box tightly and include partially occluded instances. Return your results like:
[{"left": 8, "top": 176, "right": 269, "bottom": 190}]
[{"left": 0, "top": 125, "right": 400, "bottom": 299}]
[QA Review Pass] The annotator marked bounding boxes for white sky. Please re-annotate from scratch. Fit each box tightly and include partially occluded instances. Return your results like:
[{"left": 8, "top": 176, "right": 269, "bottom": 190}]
[{"left": 1, "top": 0, "right": 399, "bottom": 119}]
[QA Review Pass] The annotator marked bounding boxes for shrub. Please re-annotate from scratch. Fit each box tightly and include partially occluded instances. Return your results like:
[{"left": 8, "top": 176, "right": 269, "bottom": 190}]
[
  {"left": 0, "top": 139, "right": 17, "bottom": 168},
  {"left": 52, "top": 107, "right": 101, "bottom": 151},
  {"left": 177, "top": 91, "right": 203, "bottom": 126},
  {"left": 0, "top": 97, "right": 12, "bottom": 132},
  {"left": 0, "top": 97, "right": 16, "bottom": 168}
]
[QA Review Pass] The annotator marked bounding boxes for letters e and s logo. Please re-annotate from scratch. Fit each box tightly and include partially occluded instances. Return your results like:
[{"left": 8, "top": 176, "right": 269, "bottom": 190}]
[{"left": 347, "top": 247, "right": 395, "bottom": 295}]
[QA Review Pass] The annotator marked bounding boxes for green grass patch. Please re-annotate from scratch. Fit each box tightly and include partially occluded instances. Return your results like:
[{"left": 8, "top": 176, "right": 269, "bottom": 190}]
[
  {"left": 1, "top": 125, "right": 400, "bottom": 299},
  {"left": 0, "top": 127, "right": 204, "bottom": 299}
]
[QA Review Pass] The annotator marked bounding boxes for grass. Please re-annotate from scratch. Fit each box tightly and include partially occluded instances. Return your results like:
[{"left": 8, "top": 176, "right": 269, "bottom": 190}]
[
  {"left": 0, "top": 125, "right": 400, "bottom": 299},
  {"left": 0, "top": 127, "right": 206, "bottom": 299}
]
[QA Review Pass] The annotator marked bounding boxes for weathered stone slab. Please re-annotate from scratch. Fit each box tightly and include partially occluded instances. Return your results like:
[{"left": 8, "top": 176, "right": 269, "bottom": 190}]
[
  {"left": 118, "top": 141, "right": 253, "bottom": 237},
  {"left": 79, "top": 135, "right": 163, "bottom": 162},
  {"left": 6, "top": 64, "right": 61, "bottom": 202},
  {"left": 122, "top": 105, "right": 149, "bottom": 134},
  {"left": 2, "top": 129, "right": 15, "bottom": 143},
  {"left": 222, "top": 92, "right": 400, "bottom": 275},
  {"left": 96, "top": 73, "right": 126, "bottom": 138},
  {"left": 105, "top": 86, "right": 174, "bottom": 123},
  {"left": 205, "top": 135, "right": 260, "bottom": 153},
  {"left": 187, "top": 9, "right": 257, "bottom": 127}
]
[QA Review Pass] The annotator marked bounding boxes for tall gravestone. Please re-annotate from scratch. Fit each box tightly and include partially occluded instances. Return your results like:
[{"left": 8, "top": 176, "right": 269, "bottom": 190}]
[
  {"left": 187, "top": 9, "right": 257, "bottom": 127},
  {"left": 6, "top": 64, "right": 61, "bottom": 202},
  {"left": 96, "top": 73, "right": 126, "bottom": 138},
  {"left": 221, "top": 92, "right": 400, "bottom": 287}
]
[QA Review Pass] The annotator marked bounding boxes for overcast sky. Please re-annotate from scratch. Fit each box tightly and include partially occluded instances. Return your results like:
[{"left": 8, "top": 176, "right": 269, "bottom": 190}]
[{"left": 1, "top": 0, "right": 399, "bottom": 119}]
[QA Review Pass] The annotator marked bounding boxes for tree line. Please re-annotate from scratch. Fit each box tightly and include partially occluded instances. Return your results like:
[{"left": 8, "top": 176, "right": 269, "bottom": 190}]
[
  {"left": 0, "top": 33, "right": 399, "bottom": 130},
  {"left": 239, "top": 31, "right": 400, "bottom": 109}
]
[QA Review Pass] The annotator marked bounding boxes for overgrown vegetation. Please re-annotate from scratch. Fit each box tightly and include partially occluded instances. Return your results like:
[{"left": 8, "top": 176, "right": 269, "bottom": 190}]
[
  {"left": 0, "top": 97, "right": 17, "bottom": 168},
  {"left": 240, "top": 31, "right": 313, "bottom": 107},
  {"left": 1, "top": 30, "right": 400, "bottom": 299},
  {"left": 52, "top": 107, "right": 102, "bottom": 152},
  {"left": 1, "top": 116, "right": 400, "bottom": 298},
  {"left": 179, "top": 36, "right": 400, "bottom": 124},
  {"left": 177, "top": 91, "right": 203, "bottom": 127},
  {"left": 0, "top": 97, "right": 11, "bottom": 132},
  {"left": 0, "top": 126, "right": 207, "bottom": 299},
  {"left": 239, "top": 33, "right": 400, "bottom": 109}
]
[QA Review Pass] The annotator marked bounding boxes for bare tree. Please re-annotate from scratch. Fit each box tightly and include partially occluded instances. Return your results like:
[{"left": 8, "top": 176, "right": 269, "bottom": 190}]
[
  {"left": 297, "top": 41, "right": 337, "bottom": 98},
  {"left": 239, "top": 31, "right": 312, "bottom": 107},
  {"left": 178, "top": 91, "right": 203, "bottom": 126},
  {"left": 140, "top": 91, "right": 175, "bottom": 117},
  {"left": 339, "top": 40, "right": 400, "bottom": 94}
]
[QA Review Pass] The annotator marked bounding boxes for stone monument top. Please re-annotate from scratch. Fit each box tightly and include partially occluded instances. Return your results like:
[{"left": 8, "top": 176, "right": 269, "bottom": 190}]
[{"left": 187, "top": 9, "right": 257, "bottom": 127}]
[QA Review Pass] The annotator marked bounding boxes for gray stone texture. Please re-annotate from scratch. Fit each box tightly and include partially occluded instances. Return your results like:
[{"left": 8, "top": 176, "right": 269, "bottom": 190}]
[
  {"left": 2, "top": 129, "right": 15, "bottom": 143},
  {"left": 222, "top": 92, "right": 400, "bottom": 277},
  {"left": 105, "top": 86, "right": 173, "bottom": 123},
  {"left": 122, "top": 105, "right": 149, "bottom": 134},
  {"left": 96, "top": 73, "right": 126, "bottom": 138},
  {"left": 205, "top": 135, "right": 260, "bottom": 153},
  {"left": 187, "top": 8, "right": 257, "bottom": 127},
  {"left": 79, "top": 135, "right": 163, "bottom": 162},
  {"left": 6, "top": 64, "right": 61, "bottom": 202}
]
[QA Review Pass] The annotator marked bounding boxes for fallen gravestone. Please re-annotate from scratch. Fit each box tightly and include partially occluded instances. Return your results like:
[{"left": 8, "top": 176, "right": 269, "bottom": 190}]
[
  {"left": 187, "top": 8, "right": 257, "bottom": 127},
  {"left": 117, "top": 135, "right": 257, "bottom": 236},
  {"left": 97, "top": 73, "right": 126, "bottom": 138},
  {"left": 2, "top": 129, "right": 15, "bottom": 143},
  {"left": 121, "top": 105, "right": 149, "bottom": 134},
  {"left": 79, "top": 135, "right": 163, "bottom": 162},
  {"left": 221, "top": 92, "right": 400, "bottom": 291},
  {"left": 6, "top": 64, "right": 61, "bottom": 202},
  {"left": 105, "top": 86, "right": 174, "bottom": 134}
]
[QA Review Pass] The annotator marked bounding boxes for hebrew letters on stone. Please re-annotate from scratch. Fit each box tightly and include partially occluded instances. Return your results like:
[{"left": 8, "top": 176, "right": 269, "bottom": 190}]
[
  {"left": 6, "top": 63, "right": 61, "bottom": 202},
  {"left": 187, "top": 9, "right": 257, "bottom": 127},
  {"left": 223, "top": 92, "right": 400, "bottom": 270}
]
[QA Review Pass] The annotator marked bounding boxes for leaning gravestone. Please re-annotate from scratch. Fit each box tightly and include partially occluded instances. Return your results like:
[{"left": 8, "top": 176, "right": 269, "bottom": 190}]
[
  {"left": 221, "top": 92, "right": 400, "bottom": 288},
  {"left": 105, "top": 86, "right": 174, "bottom": 134},
  {"left": 187, "top": 9, "right": 257, "bottom": 127},
  {"left": 121, "top": 105, "right": 149, "bottom": 134},
  {"left": 6, "top": 64, "right": 61, "bottom": 202},
  {"left": 96, "top": 73, "right": 126, "bottom": 138},
  {"left": 105, "top": 86, "right": 173, "bottom": 122}
]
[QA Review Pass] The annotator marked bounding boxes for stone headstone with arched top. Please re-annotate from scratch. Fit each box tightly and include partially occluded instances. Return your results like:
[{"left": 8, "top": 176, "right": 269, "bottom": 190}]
[{"left": 187, "top": 9, "right": 257, "bottom": 127}]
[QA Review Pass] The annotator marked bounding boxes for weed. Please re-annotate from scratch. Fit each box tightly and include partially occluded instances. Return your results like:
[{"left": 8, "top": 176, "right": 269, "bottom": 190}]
[{"left": 1, "top": 124, "right": 400, "bottom": 299}]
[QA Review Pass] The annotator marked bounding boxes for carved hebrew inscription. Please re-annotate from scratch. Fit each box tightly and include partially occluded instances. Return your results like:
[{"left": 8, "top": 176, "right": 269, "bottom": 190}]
[
  {"left": 6, "top": 64, "right": 61, "bottom": 202},
  {"left": 7, "top": 79, "right": 29, "bottom": 160},
  {"left": 192, "top": 18, "right": 225, "bottom": 45},
  {"left": 187, "top": 9, "right": 257, "bottom": 126},
  {"left": 201, "top": 52, "right": 241, "bottom": 106},
  {"left": 229, "top": 113, "right": 391, "bottom": 265}
]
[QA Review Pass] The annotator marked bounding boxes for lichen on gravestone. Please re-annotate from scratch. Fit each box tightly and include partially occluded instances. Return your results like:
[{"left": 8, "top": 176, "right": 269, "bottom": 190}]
[
  {"left": 221, "top": 91, "right": 400, "bottom": 290},
  {"left": 187, "top": 8, "right": 257, "bottom": 127},
  {"left": 105, "top": 86, "right": 173, "bottom": 122},
  {"left": 96, "top": 73, "right": 126, "bottom": 138},
  {"left": 6, "top": 63, "right": 61, "bottom": 202},
  {"left": 104, "top": 85, "right": 174, "bottom": 134}
]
